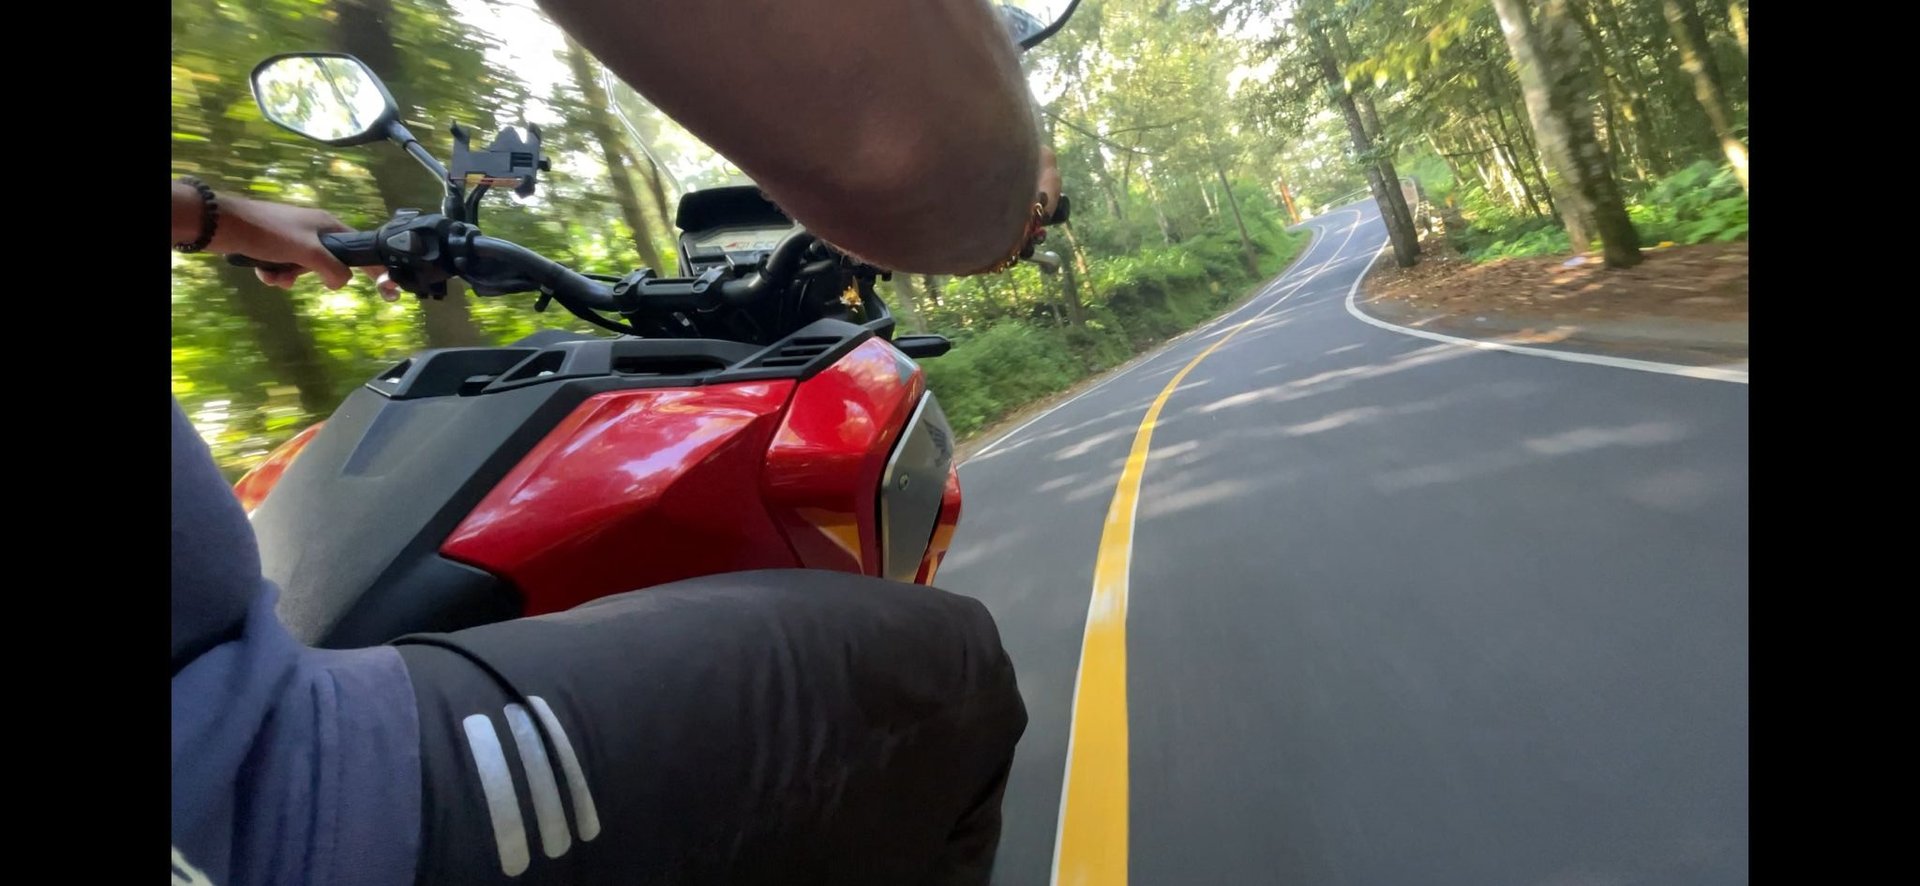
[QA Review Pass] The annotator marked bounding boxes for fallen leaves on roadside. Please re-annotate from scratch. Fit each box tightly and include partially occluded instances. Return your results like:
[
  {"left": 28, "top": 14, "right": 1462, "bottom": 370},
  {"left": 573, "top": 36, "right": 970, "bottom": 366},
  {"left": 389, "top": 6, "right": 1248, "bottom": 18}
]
[{"left": 1365, "top": 243, "right": 1747, "bottom": 325}]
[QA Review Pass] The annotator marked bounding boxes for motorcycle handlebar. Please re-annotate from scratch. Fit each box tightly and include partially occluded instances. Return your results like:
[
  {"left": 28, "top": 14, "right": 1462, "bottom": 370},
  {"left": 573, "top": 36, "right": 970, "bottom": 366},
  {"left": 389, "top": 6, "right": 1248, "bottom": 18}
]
[
  {"left": 715, "top": 230, "right": 817, "bottom": 303},
  {"left": 224, "top": 230, "right": 383, "bottom": 274},
  {"left": 468, "top": 232, "right": 819, "bottom": 313},
  {"left": 465, "top": 236, "right": 623, "bottom": 311},
  {"left": 224, "top": 196, "right": 1065, "bottom": 314},
  {"left": 231, "top": 229, "right": 626, "bottom": 312}
]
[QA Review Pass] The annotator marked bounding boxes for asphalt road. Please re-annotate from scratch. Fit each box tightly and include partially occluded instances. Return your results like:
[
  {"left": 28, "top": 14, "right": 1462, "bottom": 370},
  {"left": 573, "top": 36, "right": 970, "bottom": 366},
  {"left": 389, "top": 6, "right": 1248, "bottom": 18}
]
[{"left": 938, "top": 203, "right": 1749, "bottom": 885}]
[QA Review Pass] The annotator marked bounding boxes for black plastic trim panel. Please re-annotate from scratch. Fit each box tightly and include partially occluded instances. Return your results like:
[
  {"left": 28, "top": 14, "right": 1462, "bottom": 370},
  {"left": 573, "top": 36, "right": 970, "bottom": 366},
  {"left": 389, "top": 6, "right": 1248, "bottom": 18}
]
[
  {"left": 367, "top": 320, "right": 872, "bottom": 401},
  {"left": 674, "top": 185, "right": 791, "bottom": 232},
  {"left": 323, "top": 555, "right": 521, "bottom": 648}
]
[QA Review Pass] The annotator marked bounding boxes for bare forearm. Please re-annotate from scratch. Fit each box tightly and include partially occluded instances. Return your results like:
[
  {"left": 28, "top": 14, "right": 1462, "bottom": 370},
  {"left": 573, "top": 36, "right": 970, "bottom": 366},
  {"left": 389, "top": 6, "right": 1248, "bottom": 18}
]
[
  {"left": 538, "top": 0, "right": 1039, "bottom": 274},
  {"left": 169, "top": 181, "right": 359, "bottom": 290},
  {"left": 173, "top": 181, "right": 205, "bottom": 245}
]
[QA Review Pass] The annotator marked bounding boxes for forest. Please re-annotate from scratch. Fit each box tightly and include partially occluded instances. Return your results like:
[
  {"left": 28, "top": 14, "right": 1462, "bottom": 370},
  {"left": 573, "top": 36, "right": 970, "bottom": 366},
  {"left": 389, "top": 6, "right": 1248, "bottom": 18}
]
[{"left": 172, "top": 0, "right": 1749, "bottom": 477}]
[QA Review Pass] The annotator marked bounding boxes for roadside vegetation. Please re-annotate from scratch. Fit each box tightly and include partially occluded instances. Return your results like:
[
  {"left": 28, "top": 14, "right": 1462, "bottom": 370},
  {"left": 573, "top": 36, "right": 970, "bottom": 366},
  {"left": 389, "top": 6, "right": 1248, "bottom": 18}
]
[{"left": 172, "top": 0, "right": 1748, "bottom": 475}]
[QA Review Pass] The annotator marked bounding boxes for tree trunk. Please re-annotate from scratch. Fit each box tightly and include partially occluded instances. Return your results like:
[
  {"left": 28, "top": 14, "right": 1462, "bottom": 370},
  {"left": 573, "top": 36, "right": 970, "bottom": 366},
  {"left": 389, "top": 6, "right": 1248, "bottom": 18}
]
[
  {"left": 1428, "top": 131, "right": 1470, "bottom": 202},
  {"left": 1572, "top": 0, "right": 1659, "bottom": 179},
  {"left": 1597, "top": 81, "right": 1625, "bottom": 178},
  {"left": 1059, "top": 220, "right": 1090, "bottom": 276},
  {"left": 1211, "top": 154, "right": 1261, "bottom": 276},
  {"left": 636, "top": 153, "right": 675, "bottom": 237},
  {"left": 1597, "top": 0, "right": 1674, "bottom": 169},
  {"left": 1337, "top": 25, "right": 1421, "bottom": 248},
  {"left": 1650, "top": 11, "right": 1721, "bottom": 162},
  {"left": 1475, "top": 119, "right": 1534, "bottom": 215},
  {"left": 920, "top": 275, "right": 945, "bottom": 311},
  {"left": 1727, "top": 0, "right": 1748, "bottom": 59},
  {"left": 1059, "top": 255, "right": 1087, "bottom": 327},
  {"left": 1480, "top": 57, "right": 1558, "bottom": 215},
  {"left": 1098, "top": 175, "right": 1126, "bottom": 221},
  {"left": 887, "top": 275, "right": 929, "bottom": 334},
  {"left": 219, "top": 262, "right": 337, "bottom": 414},
  {"left": 1489, "top": 0, "right": 1643, "bottom": 267},
  {"left": 1503, "top": 98, "right": 1553, "bottom": 207},
  {"left": 1601, "top": 0, "right": 1689, "bottom": 170},
  {"left": 1144, "top": 173, "right": 1180, "bottom": 244},
  {"left": 1310, "top": 22, "right": 1417, "bottom": 268},
  {"left": 333, "top": 0, "right": 487, "bottom": 348},
  {"left": 1089, "top": 160, "right": 1133, "bottom": 250},
  {"left": 1663, "top": 0, "right": 1748, "bottom": 192},
  {"left": 564, "top": 39, "right": 669, "bottom": 271},
  {"left": 1433, "top": 130, "right": 1502, "bottom": 207},
  {"left": 1055, "top": 225, "right": 1090, "bottom": 327},
  {"left": 615, "top": 147, "right": 676, "bottom": 272},
  {"left": 1060, "top": 222, "right": 1095, "bottom": 281},
  {"left": 1361, "top": 92, "right": 1421, "bottom": 252},
  {"left": 1474, "top": 155, "right": 1505, "bottom": 206},
  {"left": 1602, "top": 0, "right": 1670, "bottom": 175},
  {"left": 1562, "top": 1, "right": 1627, "bottom": 176}
]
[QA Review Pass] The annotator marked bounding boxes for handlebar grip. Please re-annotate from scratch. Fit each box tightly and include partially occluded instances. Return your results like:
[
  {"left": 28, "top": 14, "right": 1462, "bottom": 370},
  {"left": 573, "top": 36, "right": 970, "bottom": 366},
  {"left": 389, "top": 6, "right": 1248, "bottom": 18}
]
[
  {"left": 224, "top": 231, "right": 384, "bottom": 273},
  {"left": 321, "top": 230, "right": 383, "bottom": 266}
]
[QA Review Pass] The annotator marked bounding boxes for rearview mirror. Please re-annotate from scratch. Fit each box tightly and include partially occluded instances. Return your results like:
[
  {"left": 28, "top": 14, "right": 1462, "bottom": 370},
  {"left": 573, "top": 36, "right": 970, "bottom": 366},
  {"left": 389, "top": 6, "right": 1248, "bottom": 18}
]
[
  {"left": 1029, "top": 250, "right": 1064, "bottom": 275},
  {"left": 250, "top": 52, "right": 398, "bottom": 146},
  {"left": 894, "top": 335, "right": 954, "bottom": 359},
  {"left": 998, "top": 0, "right": 1083, "bottom": 50}
]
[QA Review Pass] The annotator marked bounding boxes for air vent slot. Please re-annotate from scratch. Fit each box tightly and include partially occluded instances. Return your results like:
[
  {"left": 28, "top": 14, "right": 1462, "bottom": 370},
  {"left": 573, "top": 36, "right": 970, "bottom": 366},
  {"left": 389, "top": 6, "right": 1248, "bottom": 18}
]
[
  {"left": 375, "top": 360, "right": 413, "bottom": 384},
  {"left": 366, "top": 359, "right": 414, "bottom": 396},
  {"left": 501, "top": 350, "right": 566, "bottom": 383},
  {"left": 757, "top": 335, "right": 841, "bottom": 368},
  {"left": 374, "top": 348, "right": 539, "bottom": 399}
]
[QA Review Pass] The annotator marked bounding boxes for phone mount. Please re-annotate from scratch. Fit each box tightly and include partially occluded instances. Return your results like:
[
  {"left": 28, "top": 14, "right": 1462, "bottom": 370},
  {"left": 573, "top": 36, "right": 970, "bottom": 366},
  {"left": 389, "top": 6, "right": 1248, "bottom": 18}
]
[{"left": 449, "top": 122, "right": 548, "bottom": 199}]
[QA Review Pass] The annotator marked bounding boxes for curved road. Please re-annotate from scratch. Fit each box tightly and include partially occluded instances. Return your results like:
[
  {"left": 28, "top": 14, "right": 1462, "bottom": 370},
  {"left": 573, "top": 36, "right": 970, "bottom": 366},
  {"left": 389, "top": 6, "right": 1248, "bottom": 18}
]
[{"left": 940, "top": 203, "right": 1749, "bottom": 885}]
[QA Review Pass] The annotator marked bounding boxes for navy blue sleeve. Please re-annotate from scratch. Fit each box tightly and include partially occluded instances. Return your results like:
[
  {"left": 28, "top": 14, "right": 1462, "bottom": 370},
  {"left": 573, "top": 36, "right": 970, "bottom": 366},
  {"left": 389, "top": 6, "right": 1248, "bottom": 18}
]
[
  {"left": 171, "top": 397, "right": 422, "bottom": 886},
  {"left": 171, "top": 398, "right": 263, "bottom": 669}
]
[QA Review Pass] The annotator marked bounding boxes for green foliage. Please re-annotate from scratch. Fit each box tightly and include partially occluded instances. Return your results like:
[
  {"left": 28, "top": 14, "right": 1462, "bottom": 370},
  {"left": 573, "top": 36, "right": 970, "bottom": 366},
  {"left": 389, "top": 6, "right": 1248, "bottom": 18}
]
[
  {"left": 171, "top": 0, "right": 1313, "bottom": 476},
  {"left": 1455, "top": 161, "right": 1748, "bottom": 262},
  {"left": 923, "top": 324, "right": 1084, "bottom": 436},
  {"left": 1247, "top": 0, "right": 1750, "bottom": 262},
  {"left": 1463, "top": 220, "right": 1572, "bottom": 262},
  {"left": 924, "top": 226, "right": 1306, "bottom": 438},
  {"left": 1629, "top": 162, "right": 1750, "bottom": 244}
]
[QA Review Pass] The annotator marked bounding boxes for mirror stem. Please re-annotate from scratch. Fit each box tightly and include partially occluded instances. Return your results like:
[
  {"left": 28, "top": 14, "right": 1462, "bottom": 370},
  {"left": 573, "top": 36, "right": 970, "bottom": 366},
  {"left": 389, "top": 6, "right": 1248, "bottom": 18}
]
[{"left": 386, "top": 120, "right": 467, "bottom": 220}]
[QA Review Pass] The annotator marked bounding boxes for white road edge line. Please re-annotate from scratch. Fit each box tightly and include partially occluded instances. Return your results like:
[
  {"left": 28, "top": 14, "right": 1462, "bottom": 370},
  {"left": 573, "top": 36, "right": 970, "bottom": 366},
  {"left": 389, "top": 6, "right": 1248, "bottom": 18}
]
[
  {"left": 967, "top": 212, "right": 1356, "bottom": 464},
  {"left": 1342, "top": 243, "right": 1750, "bottom": 385}
]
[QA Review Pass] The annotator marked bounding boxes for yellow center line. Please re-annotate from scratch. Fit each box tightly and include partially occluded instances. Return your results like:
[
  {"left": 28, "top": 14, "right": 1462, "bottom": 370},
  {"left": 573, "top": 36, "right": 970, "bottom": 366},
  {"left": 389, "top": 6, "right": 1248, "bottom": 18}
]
[
  {"left": 1050, "top": 212, "right": 1362, "bottom": 886},
  {"left": 1050, "top": 315, "right": 1259, "bottom": 886}
]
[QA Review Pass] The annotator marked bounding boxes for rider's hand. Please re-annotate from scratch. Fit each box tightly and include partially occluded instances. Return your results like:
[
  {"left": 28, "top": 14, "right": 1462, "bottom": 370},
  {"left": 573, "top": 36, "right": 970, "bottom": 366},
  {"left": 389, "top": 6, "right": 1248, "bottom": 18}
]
[
  {"left": 206, "top": 196, "right": 356, "bottom": 291},
  {"left": 1037, "top": 146, "right": 1062, "bottom": 221}
]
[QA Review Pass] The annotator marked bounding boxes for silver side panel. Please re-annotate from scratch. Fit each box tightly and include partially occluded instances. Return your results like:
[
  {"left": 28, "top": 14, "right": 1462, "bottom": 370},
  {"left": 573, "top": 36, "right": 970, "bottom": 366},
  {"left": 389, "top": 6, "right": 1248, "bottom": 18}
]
[{"left": 879, "top": 391, "right": 955, "bottom": 582}]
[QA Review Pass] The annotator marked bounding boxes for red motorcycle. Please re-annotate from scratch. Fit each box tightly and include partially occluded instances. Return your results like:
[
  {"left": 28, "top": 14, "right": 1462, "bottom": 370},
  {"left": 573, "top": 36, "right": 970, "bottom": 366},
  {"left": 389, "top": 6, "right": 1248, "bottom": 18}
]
[{"left": 229, "top": 3, "right": 1079, "bottom": 648}]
